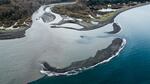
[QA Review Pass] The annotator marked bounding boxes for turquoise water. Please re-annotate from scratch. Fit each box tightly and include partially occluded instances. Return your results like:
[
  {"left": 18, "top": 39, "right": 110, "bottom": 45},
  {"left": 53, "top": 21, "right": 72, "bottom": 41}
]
[{"left": 30, "top": 5, "right": 150, "bottom": 84}]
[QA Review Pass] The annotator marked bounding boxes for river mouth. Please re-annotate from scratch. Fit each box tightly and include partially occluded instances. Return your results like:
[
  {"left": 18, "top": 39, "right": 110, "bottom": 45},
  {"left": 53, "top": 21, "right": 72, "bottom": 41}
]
[
  {"left": 0, "top": 3, "right": 122, "bottom": 84},
  {"left": 1, "top": 3, "right": 150, "bottom": 84},
  {"left": 29, "top": 4, "right": 150, "bottom": 84}
]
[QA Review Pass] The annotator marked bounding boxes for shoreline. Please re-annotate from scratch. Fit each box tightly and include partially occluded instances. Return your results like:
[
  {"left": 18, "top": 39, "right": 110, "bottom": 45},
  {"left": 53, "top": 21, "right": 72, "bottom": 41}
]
[
  {"left": 0, "top": 1, "right": 73, "bottom": 40},
  {"left": 37, "top": 2, "right": 148, "bottom": 77},
  {"left": 91, "top": 1, "right": 150, "bottom": 31},
  {"left": 51, "top": 2, "right": 150, "bottom": 31},
  {"left": 40, "top": 38, "right": 126, "bottom": 76},
  {"left": 0, "top": 2, "right": 149, "bottom": 84},
  {"left": 0, "top": 27, "right": 29, "bottom": 40},
  {"left": 0, "top": 2, "right": 149, "bottom": 40},
  {"left": 0, "top": 18, "right": 32, "bottom": 40}
]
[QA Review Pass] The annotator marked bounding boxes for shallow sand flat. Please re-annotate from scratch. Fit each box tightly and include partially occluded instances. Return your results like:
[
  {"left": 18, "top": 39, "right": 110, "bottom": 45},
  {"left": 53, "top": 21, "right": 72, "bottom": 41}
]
[
  {"left": 0, "top": 4, "right": 115, "bottom": 84},
  {"left": 34, "top": 5, "right": 115, "bottom": 68},
  {"left": 60, "top": 23, "right": 84, "bottom": 29},
  {"left": 98, "top": 8, "right": 116, "bottom": 12}
]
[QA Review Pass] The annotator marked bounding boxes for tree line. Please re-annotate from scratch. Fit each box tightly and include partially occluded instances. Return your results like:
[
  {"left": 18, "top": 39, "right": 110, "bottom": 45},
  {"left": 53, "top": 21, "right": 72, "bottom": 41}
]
[{"left": 87, "top": 0, "right": 150, "bottom": 5}]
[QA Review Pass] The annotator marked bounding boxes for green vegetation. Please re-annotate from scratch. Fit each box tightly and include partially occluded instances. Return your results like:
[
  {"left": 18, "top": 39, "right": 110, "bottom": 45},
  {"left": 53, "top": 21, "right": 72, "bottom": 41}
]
[
  {"left": 53, "top": 0, "right": 150, "bottom": 23},
  {"left": 98, "top": 12, "right": 117, "bottom": 22},
  {"left": 0, "top": 4, "right": 29, "bottom": 28},
  {"left": 53, "top": 2, "right": 121, "bottom": 23},
  {"left": 1, "top": 0, "right": 149, "bottom": 28},
  {"left": 53, "top": 4, "right": 92, "bottom": 22},
  {"left": 87, "top": 0, "right": 150, "bottom": 5},
  {"left": 86, "top": 0, "right": 150, "bottom": 11},
  {"left": 0, "top": 0, "right": 74, "bottom": 29}
]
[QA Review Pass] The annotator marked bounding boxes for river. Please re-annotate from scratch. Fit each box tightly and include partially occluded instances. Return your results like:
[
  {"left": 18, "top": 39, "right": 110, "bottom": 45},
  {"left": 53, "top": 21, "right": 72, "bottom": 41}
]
[
  {"left": 30, "top": 4, "right": 150, "bottom": 84},
  {"left": 0, "top": 4, "right": 118, "bottom": 84}
]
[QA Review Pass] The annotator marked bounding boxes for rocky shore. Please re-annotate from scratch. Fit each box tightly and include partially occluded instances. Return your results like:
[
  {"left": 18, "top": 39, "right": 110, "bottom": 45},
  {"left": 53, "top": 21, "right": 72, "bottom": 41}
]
[{"left": 41, "top": 38, "right": 125, "bottom": 75}]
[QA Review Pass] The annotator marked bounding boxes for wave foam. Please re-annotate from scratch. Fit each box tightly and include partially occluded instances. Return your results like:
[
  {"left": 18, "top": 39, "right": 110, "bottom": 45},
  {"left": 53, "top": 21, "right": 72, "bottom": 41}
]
[{"left": 40, "top": 38, "right": 127, "bottom": 77}]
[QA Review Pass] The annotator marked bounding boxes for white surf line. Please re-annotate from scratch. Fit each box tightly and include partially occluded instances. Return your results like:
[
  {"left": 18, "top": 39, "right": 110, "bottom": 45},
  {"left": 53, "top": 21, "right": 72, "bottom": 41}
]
[{"left": 40, "top": 38, "right": 127, "bottom": 77}]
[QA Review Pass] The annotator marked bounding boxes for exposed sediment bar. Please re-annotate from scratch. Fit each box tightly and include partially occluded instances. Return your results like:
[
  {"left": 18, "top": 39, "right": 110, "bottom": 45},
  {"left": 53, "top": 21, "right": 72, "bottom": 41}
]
[{"left": 41, "top": 38, "right": 125, "bottom": 75}]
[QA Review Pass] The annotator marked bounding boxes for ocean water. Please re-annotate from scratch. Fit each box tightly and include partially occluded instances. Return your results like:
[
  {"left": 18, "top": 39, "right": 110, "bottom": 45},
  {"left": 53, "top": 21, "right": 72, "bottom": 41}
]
[{"left": 30, "top": 5, "right": 150, "bottom": 84}]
